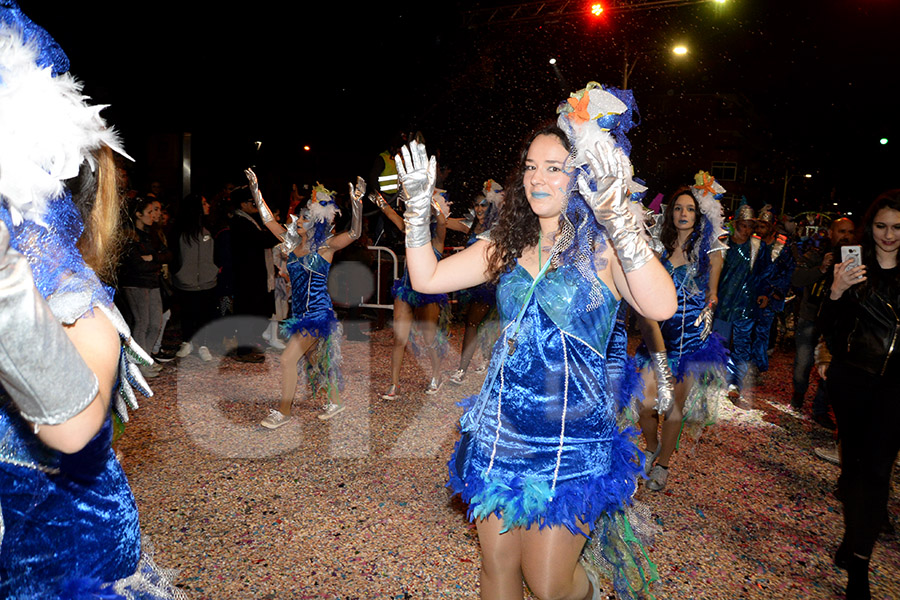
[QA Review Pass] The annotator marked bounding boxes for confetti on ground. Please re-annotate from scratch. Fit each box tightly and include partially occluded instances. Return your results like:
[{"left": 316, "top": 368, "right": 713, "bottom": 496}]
[{"left": 119, "top": 324, "right": 900, "bottom": 599}]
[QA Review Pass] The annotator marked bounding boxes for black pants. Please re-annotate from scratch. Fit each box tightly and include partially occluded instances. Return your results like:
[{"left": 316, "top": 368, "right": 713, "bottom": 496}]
[
  {"left": 176, "top": 287, "right": 218, "bottom": 347},
  {"left": 829, "top": 362, "right": 900, "bottom": 557}
]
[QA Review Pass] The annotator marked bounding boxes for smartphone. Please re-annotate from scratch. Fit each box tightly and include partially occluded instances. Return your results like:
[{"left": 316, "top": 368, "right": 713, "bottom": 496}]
[{"left": 841, "top": 245, "right": 862, "bottom": 268}]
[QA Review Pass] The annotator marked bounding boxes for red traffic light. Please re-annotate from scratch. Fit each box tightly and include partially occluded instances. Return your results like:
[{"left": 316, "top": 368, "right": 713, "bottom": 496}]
[{"left": 590, "top": 2, "right": 604, "bottom": 16}]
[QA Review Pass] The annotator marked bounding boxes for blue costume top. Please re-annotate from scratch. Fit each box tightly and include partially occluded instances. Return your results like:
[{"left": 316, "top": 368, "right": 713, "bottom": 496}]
[
  {"left": 281, "top": 251, "right": 339, "bottom": 339},
  {"left": 456, "top": 232, "right": 497, "bottom": 306},
  {"left": 716, "top": 237, "right": 762, "bottom": 322},
  {"left": 656, "top": 255, "right": 728, "bottom": 380},
  {"left": 448, "top": 261, "right": 642, "bottom": 535}
]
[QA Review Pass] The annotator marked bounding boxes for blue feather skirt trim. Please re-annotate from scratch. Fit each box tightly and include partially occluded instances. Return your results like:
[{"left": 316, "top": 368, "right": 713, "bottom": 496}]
[
  {"left": 280, "top": 309, "right": 338, "bottom": 339},
  {"left": 391, "top": 279, "right": 448, "bottom": 307},
  {"left": 636, "top": 333, "right": 728, "bottom": 439}
]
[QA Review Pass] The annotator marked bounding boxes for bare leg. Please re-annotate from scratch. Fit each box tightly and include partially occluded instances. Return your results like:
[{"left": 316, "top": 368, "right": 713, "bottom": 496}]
[
  {"left": 638, "top": 366, "right": 660, "bottom": 454},
  {"left": 279, "top": 332, "right": 317, "bottom": 416},
  {"left": 459, "top": 301, "right": 491, "bottom": 372},
  {"left": 390, "top": 298, "right": 414, "bottom": 387},
  {"left": 415, "top": 302, "right": 442, "bottom": 380},
  {"left": 520, "top": 521, "right": 593, "bottom": 600},
  {"left": 476, "top": 515, "right": 525, "bottom": 600},
  {"left": 655, "top": 375, "right": 693, "bottom": 468}
]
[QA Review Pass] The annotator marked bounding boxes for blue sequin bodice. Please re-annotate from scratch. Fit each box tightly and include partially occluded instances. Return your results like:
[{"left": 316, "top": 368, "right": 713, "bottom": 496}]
[{"left": 288, "top": 251, "right": 333, "bottom": 317}]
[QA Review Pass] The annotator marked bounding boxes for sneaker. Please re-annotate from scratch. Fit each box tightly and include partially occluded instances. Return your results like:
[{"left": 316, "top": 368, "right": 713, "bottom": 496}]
[
  {"left": 232, "top": 350, "right": 265, "bottom": 363},
  {"left": 197, "top": 345, "right": 213, "bottom": 362},
  {"left": 175, "top": 342, "right": 193, "bottom": 358},
  {"left": 473, "top": 362, "right": 487, "bottom": 374},
  {"left": 260, "top": 409, "right": 291, "bottom": 429},
  {"left": 646, "top": 465, "right": 669, "bottom": 492},
  {"left": 318, "top": 403, "right": 346, "bottom": 420},
  {"left": 727, "top": 384, "right": 740, "bottom": 401},
  {"left": 139, "top": 364, "right": 160, "bottom": 379},
  {"left": 267, "top": 337, "right": 286, "bottom": 350},
  {"left": 152, "top": 348, "right": 177, "bottom": 362},
  {"left": 448, "top": 369, "right": 466, "bottom": 385},
  {"left": 644, "top": 444, "right": 661, "bottom": 475},
  {"left": 381, "top": 384, "right": 398, "bottom": 400},
  {"left": 814, "top": 445, "right": 840, "bottom": 465},
  {"left": 424, "top": 377, "right": 443, "bottom": 395}
]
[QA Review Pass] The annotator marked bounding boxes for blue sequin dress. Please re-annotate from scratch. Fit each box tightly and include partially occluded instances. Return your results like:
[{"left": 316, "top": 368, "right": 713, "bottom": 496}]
[
  {"left": 637, "top": 250, "right": 728, "bottom": 436},
  {"left": 280, "top": 251, "right": 343, "bottom": 397},
  {"left": 392, "top": 247, "right": 449, "bottom": 307},
  {"left": 455, "top": 232, "right": 497, "bottom": 307},
  {"left": 281, "top": 252, "right": 339, "bottom": 339},
  {"left": 0, "top": 198, "right": 184, "bottom": 598},
  {"left": 391, "top": 247, "right": 451, "bottom": 359},
  {"left": 449, "top": 261, "right": 642, "bottom": 533}
]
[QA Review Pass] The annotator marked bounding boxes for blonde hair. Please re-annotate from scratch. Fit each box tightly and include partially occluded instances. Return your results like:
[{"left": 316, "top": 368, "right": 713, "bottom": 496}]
[{"left": 77, "top": 145, "right": 124, "bottom": 282}]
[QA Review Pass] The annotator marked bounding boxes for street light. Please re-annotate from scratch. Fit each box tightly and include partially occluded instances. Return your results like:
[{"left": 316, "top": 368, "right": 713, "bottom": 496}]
[
  {"left": 780, "top": 170, "right": 812, "bottom": 215},
  {"left": 672, "top": 44, "right": 688, "bottom": 55}
]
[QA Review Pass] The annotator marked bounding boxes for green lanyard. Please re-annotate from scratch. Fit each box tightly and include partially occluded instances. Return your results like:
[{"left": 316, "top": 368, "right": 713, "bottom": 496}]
[{"left": 507, "top": 233, "right": 554, "bottom": 355}]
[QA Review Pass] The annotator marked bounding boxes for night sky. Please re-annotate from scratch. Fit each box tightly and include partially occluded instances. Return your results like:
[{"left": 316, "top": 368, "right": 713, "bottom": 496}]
[{"left": 21, "top": 0, "right": 900, "bottom": 215}]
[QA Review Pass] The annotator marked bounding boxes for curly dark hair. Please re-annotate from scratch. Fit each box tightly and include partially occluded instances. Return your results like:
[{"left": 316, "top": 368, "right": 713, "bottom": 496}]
[
  {"left": 486, "top": 123, "right": 571, "bottom": 282},
  {"left": 659, "top": 186, "right": 702, "bottom": 257}
]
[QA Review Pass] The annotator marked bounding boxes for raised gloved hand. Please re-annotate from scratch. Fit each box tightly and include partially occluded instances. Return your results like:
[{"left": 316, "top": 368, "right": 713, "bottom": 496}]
[
  {"left": 649, "top": 351, "right": 675, "bottom": 415},
  {"left": 282, "top": 214, "right": 302, "bottom": 254},
  {"left": 347, "top": 176, "right": 365, "bottom": 240},
  {"left": 395, "top": 141, "right": 436, "bottom": 248},
  {"left": 693, "top": 301, "right": 716, "bottom": 341},
  {"left": 244, "top": 168, "right": 275, "bottom": 224},
  {"left": 577, "top": 142, "right": 653, "bottom": 272},
  {"left": 369, "top": 191, "right": 388, "bottom": 210}
]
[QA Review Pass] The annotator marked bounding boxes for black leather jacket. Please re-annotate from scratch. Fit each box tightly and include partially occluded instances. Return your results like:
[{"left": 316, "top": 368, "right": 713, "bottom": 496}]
[{"left": 819, "top": 269, "right": 900, "bottom": 377}]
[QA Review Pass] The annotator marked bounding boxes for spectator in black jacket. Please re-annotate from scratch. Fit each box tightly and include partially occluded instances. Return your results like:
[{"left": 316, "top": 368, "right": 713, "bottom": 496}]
[
  {"left": 119, "top": 196, "right": 171, "bottom": 377},
  {"left": 819, "top": 190, "right": 900, "bottom": 600},
  {"left": 228, "top": 186, "right": 274, "bottom": 362}
]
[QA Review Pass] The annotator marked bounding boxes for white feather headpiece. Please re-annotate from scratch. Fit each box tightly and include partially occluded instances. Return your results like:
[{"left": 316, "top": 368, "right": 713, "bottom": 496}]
[{"left": 0, "top": 26, "right": 129, "bottom": 226}]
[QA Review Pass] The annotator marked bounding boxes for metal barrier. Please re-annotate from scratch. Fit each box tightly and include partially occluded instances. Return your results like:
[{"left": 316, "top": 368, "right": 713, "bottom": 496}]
[
  {"left": 359, "top": 246, "right": 399, "bottom": 311},
  {"left": 357, "top": 245, "right": 466, "bottom": 311}
]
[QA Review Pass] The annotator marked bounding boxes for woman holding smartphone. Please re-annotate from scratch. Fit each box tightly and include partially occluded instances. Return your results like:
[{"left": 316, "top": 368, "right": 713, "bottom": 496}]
[{"left": 819, "top": 190, "right": 900, "bottom": 600}]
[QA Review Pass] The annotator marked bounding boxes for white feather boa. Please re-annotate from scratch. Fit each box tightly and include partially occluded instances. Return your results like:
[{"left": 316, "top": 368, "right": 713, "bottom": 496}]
[{"left": 0, "top": 25, "right": 128, "bottom": 225}]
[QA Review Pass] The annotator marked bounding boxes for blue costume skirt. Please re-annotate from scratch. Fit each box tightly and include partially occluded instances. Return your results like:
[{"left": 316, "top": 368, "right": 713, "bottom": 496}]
[
  {"left": 0, "top": 408, "right": 185, "bottom": 599},
  {"left": 391, "top": 270, "right": 448, "bottom": 308}
]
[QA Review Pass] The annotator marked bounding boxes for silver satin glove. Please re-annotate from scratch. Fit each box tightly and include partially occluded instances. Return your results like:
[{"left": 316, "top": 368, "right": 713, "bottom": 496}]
[
  {"left": 347, "top": 177, "right": 365, "bottom": 240},
  {"left": 395, "top": 141, "right": 436, "bottom": 249},
  {"left": 578, "top": 142, "right": 654, "bottom": 273},
  {"left": 244, "top": 168, "right": 275, "bottom": 224},
  {"left": 282, "top": 214, "right": 302, "bottom": 254},
  {"left": 369, "top": 192, "right": 388, "bottom": 210},
  {"left": 649, "top": 351, "right": 675, "bottom": 415},
  {"left": 0, "top": 221, "right": 99, "bottom": 426},
  {"left": 694, "top": 301, "right": 716, "bottom": 341}
]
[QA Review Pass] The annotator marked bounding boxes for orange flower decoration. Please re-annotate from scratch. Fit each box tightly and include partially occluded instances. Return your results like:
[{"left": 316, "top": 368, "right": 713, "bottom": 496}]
[
  {"left": 693, "top": 171, "right": 718, "bottom": 197},
  {"left": 566, "top": 93, "right": 591, "bottom": 124}
]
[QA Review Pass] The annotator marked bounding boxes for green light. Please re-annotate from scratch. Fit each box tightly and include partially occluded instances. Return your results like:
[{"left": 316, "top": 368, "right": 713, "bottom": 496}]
[{"left": 880, "top": 138, "right": 889, "bottom": 145}]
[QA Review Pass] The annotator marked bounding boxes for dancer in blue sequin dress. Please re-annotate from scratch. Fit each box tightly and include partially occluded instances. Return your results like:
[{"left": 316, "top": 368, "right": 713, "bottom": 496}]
[
  {"left": 0, "top": 4, "right": 185, "bottom": 596},
  {"left": 246, "top": 173, "right": 364, "bottom": 425},
  {"left": 446, "top": 179, "right": 503, "bottom": 384},
  {"left": 636, "top": 176, "right": 729, "bottom": 492},
  {"left": 371, "top": 190, "right": 449, "bottom": 398},
  {"left": 401, "top": 81, "right": 677, "bottom": 600}
]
